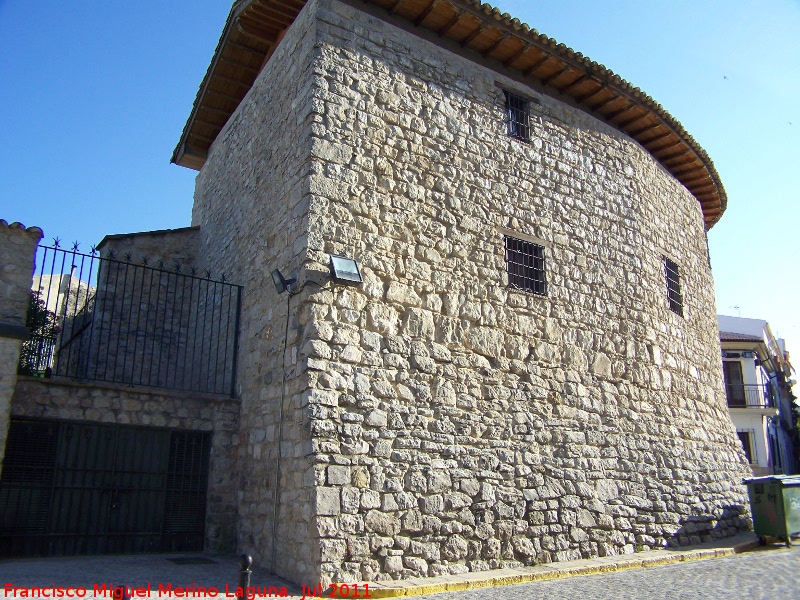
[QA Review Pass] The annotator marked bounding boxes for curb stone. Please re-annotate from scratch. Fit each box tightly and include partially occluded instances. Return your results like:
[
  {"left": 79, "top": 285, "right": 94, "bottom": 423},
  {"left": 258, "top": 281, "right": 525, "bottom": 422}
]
[{"left": 353, "top": 535, "right": 760, "bottom": 598}]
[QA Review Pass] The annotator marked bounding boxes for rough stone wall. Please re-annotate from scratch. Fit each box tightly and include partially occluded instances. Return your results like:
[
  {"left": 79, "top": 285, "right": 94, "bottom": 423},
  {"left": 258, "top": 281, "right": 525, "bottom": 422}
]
[
  {"left": 294, "top": 0, "right": 751, "bottom": 584},
  {"left": 83, "top": 227, "right": 203, "bottom": 389},
  {"left": 0, "top": 220, "right": 43, "bottom": 474},
  {"left": 97, "top": 227, "right": 200, "bottom": 269},
  {"left": 190, "top": 0, "right": 323, "bottom": 584},
  {"left": 11, "top": 377, "right": 239, "bottom": 552}
]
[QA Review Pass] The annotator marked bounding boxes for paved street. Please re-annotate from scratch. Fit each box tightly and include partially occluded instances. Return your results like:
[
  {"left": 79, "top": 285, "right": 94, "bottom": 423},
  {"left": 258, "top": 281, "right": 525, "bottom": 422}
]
[
  {"left": 1, "top": 542, "right": 796, "bottom": 599},
  {"left": 411, "top": 546, "right": 799, "bottom": 600}
]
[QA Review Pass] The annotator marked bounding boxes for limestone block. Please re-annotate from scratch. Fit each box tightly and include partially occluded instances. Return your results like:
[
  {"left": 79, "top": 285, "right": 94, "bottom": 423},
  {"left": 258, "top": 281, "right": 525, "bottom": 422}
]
[
  {"left": 316, "top": 487, "right": 341, "bottom": 516},
  {"left": 328, "top": 465, "right": 351, "bottom": 486},
  {"left": 402, "top": 307, "right": 435, "bottom": 338},
  {"left": 364, "top": 510, "right": 401, "bottom": 536}
]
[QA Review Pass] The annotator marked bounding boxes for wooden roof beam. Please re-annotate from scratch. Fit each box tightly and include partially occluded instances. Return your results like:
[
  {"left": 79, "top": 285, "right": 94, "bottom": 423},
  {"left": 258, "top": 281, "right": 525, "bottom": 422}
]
[
  {"left": 217, "top": 56, "right": 261, "bottom": 77},
  {"left": 205, "top": 87, "right": 250, "bottom": 105},
  {"left": 672, "top": 163, "right": 705, "bottom": 176},
  {"left": 461, "top": 23, "right": 487, "bottom": 47},
  {"left": 236, "top": 19, "right": 282, "bottom": 42},
  {"left": 524, "top": 54, "right": 553, "bottom": 77},
  {"left": 664, "top": 155, "right": 697, "bottom": 169},
  {"left": 482, "top": 31, "right": 511, "bottom": 58},
  {"left": 616, "top": 111, "right": 649, "bottom": 129},
  {"left": 242, "top": 6, "right": 294, "bottom": 30},
  {"left": 541, "top": 64, "right": 572, "bottom": 87},
  {"left": 226, "top": 39, "right": 271, "bottom": 56},
  {"left": 503, "top": 42, "right": 531, "bottom": 68},
  {"left": 681, "top": 173, "right": 712, "bottom": 186},
  {"left": 658, "top": 147, "right": 692, "bottom": 163},
  {"left": 249, "top": 0, "right": 302, "bottom": 22},
  {"left": 576, "top": 82, "right": 607, "bottom": 104},
  {"left": 188, "top": 131, "right": 219, "bottom": 145},
  {"left": 210, "top": 70, "right": 263, "bottom": 92},
  {"left": 589, "top": 93, "right": 623, "bottom": 113},
  {"left": 438, "top": 8, "right": 465, "bottom": 37},
  {"left": 557, "top": 72, "right": 594, "bottom": 95},
  {"left": 415, "top": 0, "right": 440, "bottom": 26},
  {"left": 688, "top": 182, "right": 717, "bottom": 193},
  {"left": 602, "top": 101, "right": 635, "bottom": 121},
  {"left": 640, "top": 129, "right": 673, "bottom": 145},
  {"left": 390, "top": 0, "right": 405, "bottom": 14},
  {"left": 646, "top": 136, "right": 681, "bottom": 153},
  {"left": 198, "top": 104, "right": 240, "bottom": 119},
  {"left": 628, "top": 121, "right": 663, "bottom": 137}
]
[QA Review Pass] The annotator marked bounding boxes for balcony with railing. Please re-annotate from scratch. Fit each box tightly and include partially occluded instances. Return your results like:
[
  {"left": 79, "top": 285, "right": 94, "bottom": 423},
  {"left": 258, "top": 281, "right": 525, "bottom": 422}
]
[{"left": 725, "top": 383, "right": 775, "bottom": 409}]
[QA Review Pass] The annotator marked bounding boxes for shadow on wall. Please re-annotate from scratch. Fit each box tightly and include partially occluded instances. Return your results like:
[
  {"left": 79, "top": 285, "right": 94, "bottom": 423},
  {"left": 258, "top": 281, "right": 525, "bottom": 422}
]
[{"left": 667, "top": 504, "right": 751, "bottom": 548}]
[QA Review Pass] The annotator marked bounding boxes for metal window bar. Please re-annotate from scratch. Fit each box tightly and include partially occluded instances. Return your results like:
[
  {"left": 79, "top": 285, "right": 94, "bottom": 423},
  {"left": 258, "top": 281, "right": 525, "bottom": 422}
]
[
  {"left": 19, "top": 243, "right": 242, "bottom": 397},
  {"left": 664, "top": 256, "right": 683, "bottom": 316},
  {"left": 504, "top": 90, "right": 530, "bottom": 141},
  {"left": 505, "top": 236, "right": 547, "bottom": 296}
]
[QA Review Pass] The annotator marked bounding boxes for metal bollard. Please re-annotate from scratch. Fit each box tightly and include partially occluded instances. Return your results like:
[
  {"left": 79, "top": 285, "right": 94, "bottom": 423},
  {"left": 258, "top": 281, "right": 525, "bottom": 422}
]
[{"left": 236, "top": 554, "right": 253, "bottom": 599}]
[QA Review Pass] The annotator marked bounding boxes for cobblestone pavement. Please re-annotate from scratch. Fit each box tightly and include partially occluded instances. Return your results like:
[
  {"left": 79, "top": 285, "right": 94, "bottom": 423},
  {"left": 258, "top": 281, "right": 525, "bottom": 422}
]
[
  {"left": 411, "top": 546, "right": 799, "bottom": 600},
  {"left": 1, "top": 543, "right": 796, "bottom": 599}
]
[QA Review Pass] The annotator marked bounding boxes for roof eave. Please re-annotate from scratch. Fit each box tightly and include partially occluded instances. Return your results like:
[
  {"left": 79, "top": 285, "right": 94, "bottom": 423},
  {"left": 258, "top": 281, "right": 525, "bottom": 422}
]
[{"left": 172, "top": 0, "right": 726, "bottom": 228}]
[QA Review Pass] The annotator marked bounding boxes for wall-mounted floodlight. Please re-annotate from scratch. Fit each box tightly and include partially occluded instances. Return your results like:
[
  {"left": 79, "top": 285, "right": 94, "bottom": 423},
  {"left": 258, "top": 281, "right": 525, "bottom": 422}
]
[
  {"left": 329, "top": 255, "right": 362, "bottom": 285},
  {"left": 271, "top": 269, "right": 296, "bottom": 294}
]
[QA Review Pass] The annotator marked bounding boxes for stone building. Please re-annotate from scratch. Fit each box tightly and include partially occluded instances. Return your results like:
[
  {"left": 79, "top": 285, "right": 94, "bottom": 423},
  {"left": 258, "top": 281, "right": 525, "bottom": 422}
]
[
  {"left": 2, "top": 0, "right": 753, "bottom": 588},
  {"left": 165, "top": 0, "right": 753, "bottom": 585}
]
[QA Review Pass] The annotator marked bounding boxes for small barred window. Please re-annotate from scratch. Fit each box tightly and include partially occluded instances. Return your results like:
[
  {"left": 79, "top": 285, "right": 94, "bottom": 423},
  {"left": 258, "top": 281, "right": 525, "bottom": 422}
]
[
  {"left": 664, "top": 256, "right": 684, "bottom": 316},
  {"left": 504, "top": 90, "right": 530, "bottom": 141},
  {"left": 505, "top": 236, "right": 547, "bottom": 296}
]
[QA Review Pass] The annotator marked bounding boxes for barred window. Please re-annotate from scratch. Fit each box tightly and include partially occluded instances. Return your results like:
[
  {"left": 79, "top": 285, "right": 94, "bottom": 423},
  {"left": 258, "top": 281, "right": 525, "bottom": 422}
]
[
  {"left": 504, "top": 90, "right": 530, "bottom": 141},
  {"left": 505, "top": 236, "right": 546, "bottom": 296},
  {"left": 664, "top": 256, "right": 683, "bottom": 316}
]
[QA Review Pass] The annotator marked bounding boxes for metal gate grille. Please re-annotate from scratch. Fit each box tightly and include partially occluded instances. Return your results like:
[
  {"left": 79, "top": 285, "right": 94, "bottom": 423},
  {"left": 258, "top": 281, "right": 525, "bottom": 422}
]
[{"left": 0, "top": 418, "right": 211, "bottom": 557}]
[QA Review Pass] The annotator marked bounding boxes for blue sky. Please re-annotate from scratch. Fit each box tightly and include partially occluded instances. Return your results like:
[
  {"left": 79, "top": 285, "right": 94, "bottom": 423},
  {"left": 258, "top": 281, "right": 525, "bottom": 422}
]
[{"left": 2, "top": 1, "right": 798, "bottom": 345}]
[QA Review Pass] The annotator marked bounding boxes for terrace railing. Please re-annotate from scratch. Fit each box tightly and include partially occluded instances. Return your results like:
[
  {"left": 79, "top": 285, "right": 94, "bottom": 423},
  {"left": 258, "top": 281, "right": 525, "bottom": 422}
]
[
  {"left": 19, "top": 241, "right": 241, "bottom": 397},
  {"left": 725, "top": 383, "right": 774, "bottom": 409}
]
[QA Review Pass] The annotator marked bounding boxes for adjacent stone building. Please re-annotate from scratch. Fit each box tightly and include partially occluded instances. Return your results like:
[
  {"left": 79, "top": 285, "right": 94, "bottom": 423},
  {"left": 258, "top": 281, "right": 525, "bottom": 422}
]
[
  {"left": 167, "top": 0, "right": 752, "bottom": 585},
  {"left": 1, "top": 0, "right": 753, "bottom": 588}
]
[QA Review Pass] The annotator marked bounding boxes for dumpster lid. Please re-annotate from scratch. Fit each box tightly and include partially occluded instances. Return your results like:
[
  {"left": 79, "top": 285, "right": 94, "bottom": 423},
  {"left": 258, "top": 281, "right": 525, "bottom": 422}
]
[{"left": 743, "top": 475, "right": 800, "bottom": 485}]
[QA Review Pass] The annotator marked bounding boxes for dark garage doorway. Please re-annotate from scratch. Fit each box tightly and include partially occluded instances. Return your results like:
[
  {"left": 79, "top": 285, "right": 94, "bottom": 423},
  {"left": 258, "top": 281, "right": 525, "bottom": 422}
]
[{"left": 0, "top": 417, "right": 211, "bottom": 557}]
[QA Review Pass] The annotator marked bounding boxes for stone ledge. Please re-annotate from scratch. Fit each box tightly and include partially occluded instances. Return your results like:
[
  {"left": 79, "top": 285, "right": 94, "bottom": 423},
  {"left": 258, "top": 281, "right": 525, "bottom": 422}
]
[
  {"left": 0, "top": 322, "right": 29, "bottom": 340},
  {"left": 14, "top": 375, "right": 239, "bottom": 403},
  {"left": 348, "top": 533, "right": 760, "bottom": 598}
]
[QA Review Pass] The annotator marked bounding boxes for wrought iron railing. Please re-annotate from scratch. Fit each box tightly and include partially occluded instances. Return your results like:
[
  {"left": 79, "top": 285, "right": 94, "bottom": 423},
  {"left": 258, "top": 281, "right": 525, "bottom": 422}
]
[
  {"left": 19, "top": 241, "right": 241, "bottom": 397},
  {"left": 725, "top": 383, "right": 774, "bottom": 409}
]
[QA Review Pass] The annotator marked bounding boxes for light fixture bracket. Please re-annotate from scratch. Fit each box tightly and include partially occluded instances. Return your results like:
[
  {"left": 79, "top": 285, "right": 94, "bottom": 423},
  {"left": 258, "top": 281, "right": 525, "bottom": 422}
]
[{"left": 271, "top": 269, "right": 296, "bottom": 294}]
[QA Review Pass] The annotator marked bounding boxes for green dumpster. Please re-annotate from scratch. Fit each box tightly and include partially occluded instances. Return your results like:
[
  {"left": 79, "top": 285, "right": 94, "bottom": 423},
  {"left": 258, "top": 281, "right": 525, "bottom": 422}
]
[{"left": 743, "top": 475, "right": 800, "bottom": 546}]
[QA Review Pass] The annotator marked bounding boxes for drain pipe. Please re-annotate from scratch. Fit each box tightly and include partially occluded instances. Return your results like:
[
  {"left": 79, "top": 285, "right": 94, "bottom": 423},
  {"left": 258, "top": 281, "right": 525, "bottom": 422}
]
[{"left": 270, "top": 290, "right": 292, "bottom": 575}]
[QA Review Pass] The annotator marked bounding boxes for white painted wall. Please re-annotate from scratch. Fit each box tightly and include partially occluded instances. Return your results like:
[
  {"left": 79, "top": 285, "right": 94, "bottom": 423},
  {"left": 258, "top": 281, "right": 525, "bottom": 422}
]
[{"left": 728, "top": 411, "right": 769, "bottom": 470}]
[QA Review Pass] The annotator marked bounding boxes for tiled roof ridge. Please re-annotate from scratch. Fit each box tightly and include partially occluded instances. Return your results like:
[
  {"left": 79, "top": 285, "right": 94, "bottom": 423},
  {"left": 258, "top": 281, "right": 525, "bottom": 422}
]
[
  {"left": 719, "top": 331, "right": 763, "bottom": 342},
  {"left": 466, "top": 0, "right": 726, "bottom": 217}
]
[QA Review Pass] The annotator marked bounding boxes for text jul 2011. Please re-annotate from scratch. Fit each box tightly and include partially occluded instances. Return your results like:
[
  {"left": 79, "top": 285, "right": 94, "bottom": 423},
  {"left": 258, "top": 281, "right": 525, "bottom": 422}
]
[{"left": 2, "top": 583, "right": 374, "bottom": 599}]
